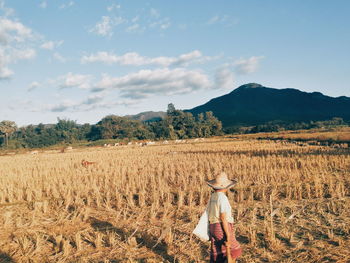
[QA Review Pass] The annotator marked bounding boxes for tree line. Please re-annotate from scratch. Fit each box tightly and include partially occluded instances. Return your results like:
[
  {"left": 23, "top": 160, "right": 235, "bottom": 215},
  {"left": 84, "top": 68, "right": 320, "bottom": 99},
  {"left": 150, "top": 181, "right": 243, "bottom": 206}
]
[
  {"left": 0, "top": 104, "right": 222, "bottom": 149},
  {"left": 1, "top": 104, "right": 348, "bottom": 149},
  {"left": 224, "top": 117, "right": 348, "bottom": 134}
]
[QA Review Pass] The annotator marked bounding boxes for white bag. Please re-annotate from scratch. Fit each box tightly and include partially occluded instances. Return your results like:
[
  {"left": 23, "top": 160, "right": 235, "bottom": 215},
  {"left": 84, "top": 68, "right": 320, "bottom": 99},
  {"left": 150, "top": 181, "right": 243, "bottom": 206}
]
[{"left": 192, "top": 208, "right": 210, "bottom": 241}]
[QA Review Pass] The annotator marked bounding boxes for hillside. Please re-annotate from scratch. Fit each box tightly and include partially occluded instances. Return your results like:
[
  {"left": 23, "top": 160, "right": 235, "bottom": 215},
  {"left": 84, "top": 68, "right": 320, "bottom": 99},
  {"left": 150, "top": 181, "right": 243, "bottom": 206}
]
[
  {"left": 187, "top": 83, "right": 350, "bottom": 127},
  {"left": 124, "top": 111, "right": 166, "bottom": 122}
]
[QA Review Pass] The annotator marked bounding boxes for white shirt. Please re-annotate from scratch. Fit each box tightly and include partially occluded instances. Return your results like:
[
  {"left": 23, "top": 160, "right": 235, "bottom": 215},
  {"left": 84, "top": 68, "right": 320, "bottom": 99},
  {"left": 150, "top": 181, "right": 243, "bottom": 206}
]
[{"left": 208, "top": 192, "right": 234, "bottom": 224}]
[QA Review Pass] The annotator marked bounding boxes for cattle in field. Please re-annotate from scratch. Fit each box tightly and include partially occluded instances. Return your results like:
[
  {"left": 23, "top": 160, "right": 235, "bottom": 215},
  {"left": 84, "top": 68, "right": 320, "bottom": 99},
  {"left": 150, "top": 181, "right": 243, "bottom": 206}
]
[
  {"left": 141, "top": 141, "right": 155, "bottom": 146},
  {"left": 114, "top": 143, "right": 119, "bottom": 146},
  {"left": 175, "top": 139, "right": 187, "bottom": 143},
  {"left": 61, "top": 146, "right": 73, "bottom": 153},
  {"left": 163, "top": 140, "right": 169, "bottom": 144},
  {"left": 30, "top": 150, "right": 39, "bottom": 155},
  {"left": 81, "top": 159, "right": 96, "bottom": 168}
]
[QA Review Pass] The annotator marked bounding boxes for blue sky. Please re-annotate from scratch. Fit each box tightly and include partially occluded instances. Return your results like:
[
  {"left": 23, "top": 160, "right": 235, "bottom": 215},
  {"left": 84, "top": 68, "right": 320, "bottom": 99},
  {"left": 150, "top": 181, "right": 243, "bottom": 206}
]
[{"left": 0, "top": 0, "right": 349, "bottom": 126}]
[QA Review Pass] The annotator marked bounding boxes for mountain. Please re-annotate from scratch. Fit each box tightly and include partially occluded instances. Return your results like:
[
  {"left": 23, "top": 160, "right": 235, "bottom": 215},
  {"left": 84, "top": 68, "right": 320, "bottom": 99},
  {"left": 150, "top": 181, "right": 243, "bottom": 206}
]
[
  {"left": 124, "top": 111, "right": 166, "bottom": 122},
  {"left": 187, "top": 83, "right": 350, "bottom": 127}
]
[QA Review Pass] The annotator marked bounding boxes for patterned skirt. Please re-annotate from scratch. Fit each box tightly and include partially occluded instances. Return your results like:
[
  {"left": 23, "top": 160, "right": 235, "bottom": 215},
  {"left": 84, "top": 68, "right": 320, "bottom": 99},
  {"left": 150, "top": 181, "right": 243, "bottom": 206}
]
[{"left": 209, "top": 223, "right": 242, "bottom": 263}]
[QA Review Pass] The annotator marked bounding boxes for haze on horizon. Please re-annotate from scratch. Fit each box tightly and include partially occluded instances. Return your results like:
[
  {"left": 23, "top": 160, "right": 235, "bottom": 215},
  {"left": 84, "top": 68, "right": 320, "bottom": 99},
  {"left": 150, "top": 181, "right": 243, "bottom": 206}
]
[{"left": 0, "top": 0, "right": 349, "bottom": 127}]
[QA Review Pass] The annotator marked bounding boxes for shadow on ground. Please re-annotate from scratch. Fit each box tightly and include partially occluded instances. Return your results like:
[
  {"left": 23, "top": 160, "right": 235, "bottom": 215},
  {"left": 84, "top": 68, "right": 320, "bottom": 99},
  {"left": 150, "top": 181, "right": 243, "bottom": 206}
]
[
  {"left": 0, "top": 252, "right": 15, "bottom": 263},
  {"left": 89, "top": 217, "right": 176, "bottom": 262}
]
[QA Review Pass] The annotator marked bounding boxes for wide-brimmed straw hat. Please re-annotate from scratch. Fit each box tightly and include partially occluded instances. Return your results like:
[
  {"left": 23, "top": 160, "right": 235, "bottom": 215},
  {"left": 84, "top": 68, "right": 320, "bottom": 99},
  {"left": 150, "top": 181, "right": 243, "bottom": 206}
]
[{"left": 207, "top": 172, "right": 237, "bottom": 190}]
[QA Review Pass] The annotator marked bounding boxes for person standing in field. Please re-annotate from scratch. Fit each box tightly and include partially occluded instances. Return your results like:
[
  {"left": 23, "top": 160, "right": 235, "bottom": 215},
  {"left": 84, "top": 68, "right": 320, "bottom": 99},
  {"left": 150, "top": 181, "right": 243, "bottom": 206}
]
[{"left": 207, "top": 172, "right": 242, "bottom": 263}]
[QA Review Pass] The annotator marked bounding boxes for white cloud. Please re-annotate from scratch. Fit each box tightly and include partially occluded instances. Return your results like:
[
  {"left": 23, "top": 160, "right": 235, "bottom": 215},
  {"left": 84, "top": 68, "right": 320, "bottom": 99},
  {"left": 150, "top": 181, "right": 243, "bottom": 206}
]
[
  {"left": 41, "top": 41, "right": 54, "bottom": 50},
  {"left": 92, "top": 68, "right": 211, "bottom": 99},
  {"left": 58, "top": 72, "right": 93, "bottom": 89},
  {"left": 215, "top": 67, "right": 234, "bottom": 90},
  {"left": 51, "top": 97, "right": 93, "bottom": 112},
  {"left": 91, "top": 16, "right": 113, "bottom": 37},
  {"left": 90, "top": 16, "right": 124, "bottom": 37},
  {"left": 126, "top": 24, "right": 140, "bottom": 33},
  {"left": 53, "top": 52, "right": 67, "bottom": 63},
  {"left": 91, "top": 7, "right": 170, "bottom": 37},
  {"left": 148, "top": 8, "right": 171, "bottom": 30},
  {"left": 160, "top": 20, "right": 170, "bottom": 30},
  {"left": 0, "top": 65, "right": 12, "bottom": 79},
  {"left": 28, "top": 81, "right": 40, "bottom": 91},
  {"left": 40, "top": 40, "right": 63, "bottom": 50},
  {"left": 81, "top": 51, "right": 153, "bottom": 66},
  {"left": 150, "top": 8, "right": 160, "bottom": 18},
  {"left": 207, "top": 15, "right": 220, "bottom": 25},
  {"left": 207, "top": 14, "right": 239, "bottom": 27},
  {"left": 0, "top": 0, "right": 15, "bottom": 17},
  {"left": 39, "top": 1, "right": 47, "bottom": 9},
  {"left": 0, "top": 46, "right": 36, "bottom": 67},
  {"left": 149, "top": 17, "right": 171, "bottom": 30},
  {"left": 48, "top": 93, "right": 135, "bottom": 112},
  {"left": 50, "top": 100, "right": 77, "bottom": 112},
  {"left": 12, "top": 48, "right": 36, "bottom": 60},
  {"left": 0, "top": 17, "right": 36, "bottom": 80},
  {"left": 131, "top": 16, "right": 139, "bottom": 23},
  {"left": 234, "top": 56, "right": 264, "bottom": 74},
  {"left": 59, "top": 1, "right": 74, "bottom": 9},
  {"left": 0, "top": 9, "right": 41, "bottom": 81},
  {"left": 83, "top": 94, "right": 104, "bottom": 105},
  {"left": 107, "top": 3, "right": 121, "bottom": 12},
  {"left": 172, "top": 50, "right": 202, "bottom": 66},
  {"left": 0, "top": 18, "right": 33, "bottom": 44},
  {"left": 81, "top": 50, "right": 210, "bottom": 67}
]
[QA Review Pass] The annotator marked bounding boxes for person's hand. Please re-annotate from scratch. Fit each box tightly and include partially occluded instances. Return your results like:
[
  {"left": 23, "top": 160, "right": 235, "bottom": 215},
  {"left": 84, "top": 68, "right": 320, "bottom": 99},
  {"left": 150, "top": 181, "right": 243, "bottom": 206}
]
[
  {"left": 225, "top": 239, "right": 234, "bottom": 262},
  {"left": 225, "top": 238, "right": 233, "bottom": 248}
]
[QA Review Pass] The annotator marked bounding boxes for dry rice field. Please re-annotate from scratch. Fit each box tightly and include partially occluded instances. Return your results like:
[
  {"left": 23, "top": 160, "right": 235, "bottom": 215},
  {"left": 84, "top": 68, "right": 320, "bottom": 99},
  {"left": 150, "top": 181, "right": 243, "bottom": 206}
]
[
  {"left": 239, "top": 127, "right": 350, "bottom": 144},
  {"left": 0, "top": 138, "right": 350, "bottom": 263}
]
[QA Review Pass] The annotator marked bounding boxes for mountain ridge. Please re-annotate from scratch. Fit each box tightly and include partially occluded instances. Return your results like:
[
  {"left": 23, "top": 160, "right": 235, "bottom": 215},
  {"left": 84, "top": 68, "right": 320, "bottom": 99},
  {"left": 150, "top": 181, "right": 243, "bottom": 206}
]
[
  {"left": 186, "top": 83, "right": 350, "bottom": 127},
  {"left": 124, "top": 111, "right": 166, "bottom": 122}
]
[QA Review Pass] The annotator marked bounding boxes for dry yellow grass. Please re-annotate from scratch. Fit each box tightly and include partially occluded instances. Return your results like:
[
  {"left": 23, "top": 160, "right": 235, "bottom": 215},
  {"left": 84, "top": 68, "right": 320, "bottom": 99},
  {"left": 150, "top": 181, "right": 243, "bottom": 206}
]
[
  {"left": 0, "top": 138, "right": 349, "bottom": 262},
  {"left": 238, "top": 127, "right": 350, "bottom": 144}
]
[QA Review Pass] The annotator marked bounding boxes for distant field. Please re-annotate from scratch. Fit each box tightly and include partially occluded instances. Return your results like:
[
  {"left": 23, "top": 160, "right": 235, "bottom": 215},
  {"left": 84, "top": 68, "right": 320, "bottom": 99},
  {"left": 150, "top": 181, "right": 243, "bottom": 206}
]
[
  {"left": 0, "top": 137, "right": 349, "bottom": 262},
  {"left": 236, "top": 127, "right": 350, "bottom": 145}
]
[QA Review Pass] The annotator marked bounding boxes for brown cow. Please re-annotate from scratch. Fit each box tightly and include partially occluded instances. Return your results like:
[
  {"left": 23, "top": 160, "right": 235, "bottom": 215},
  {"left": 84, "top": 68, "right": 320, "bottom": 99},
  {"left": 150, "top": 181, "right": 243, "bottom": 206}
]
[{"left": 81, "top": 159, "right": 96, "bottom": 168}]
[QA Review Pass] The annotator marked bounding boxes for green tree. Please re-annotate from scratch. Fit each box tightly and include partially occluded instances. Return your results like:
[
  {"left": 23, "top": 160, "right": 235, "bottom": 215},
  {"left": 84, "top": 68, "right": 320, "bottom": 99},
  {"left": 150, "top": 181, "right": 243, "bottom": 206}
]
[
  {"left": 77, "top": 123, "right": 92, "bottom": 140},
  {"left": 167, "top": 103, "right": 176, "bottom": 115},
  {"left": 91, "top": 115, "right": 154, "bottom": 140},
  {"left": 204, "top": 111, "right": 222, "bottom": 136},
  {"left": 165, "top": 104, "right": 222, "bottom": 139},
  {"left": 166, "top": 107, "right": 195, "bottom": 139},
  {"left": 148, "top": 120, "right": 172, "bottom": 139},
  {"left": 194, "top": 111, "right": 223, "bottom": 137},
  {"left": 0, "top": 120, "right": 17, "bottom": 147},
  {"left": 55, "top": 118, "right": 79, "bottom": 143}
]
